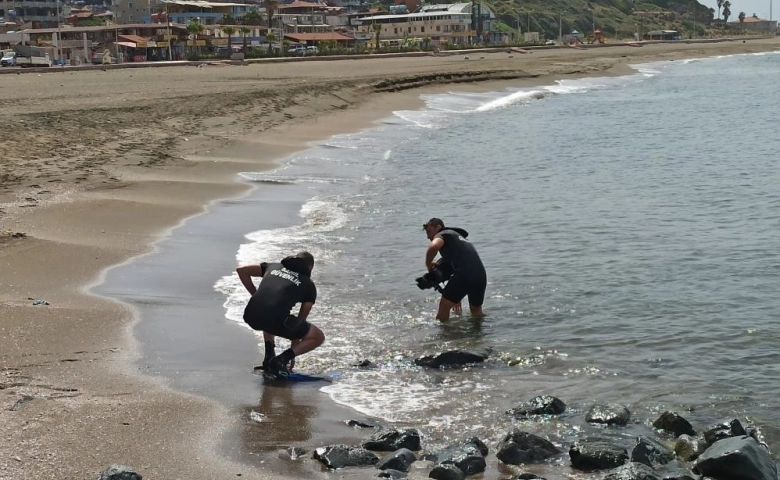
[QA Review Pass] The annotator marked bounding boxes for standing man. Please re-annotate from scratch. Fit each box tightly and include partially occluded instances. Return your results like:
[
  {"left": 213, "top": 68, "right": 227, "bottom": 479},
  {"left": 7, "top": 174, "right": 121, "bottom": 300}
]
[
  {"left": 423, "top": 218, "right": 487, "bottom": 322},
  {"left": 237, "top": 251, "right": 325, "bottom": 379}
]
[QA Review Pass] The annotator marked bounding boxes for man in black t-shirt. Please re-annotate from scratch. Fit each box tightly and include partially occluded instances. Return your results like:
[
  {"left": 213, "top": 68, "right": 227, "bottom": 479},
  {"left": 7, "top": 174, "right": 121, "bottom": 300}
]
[
  {"left": 423, "top": 218, "right": 487, "bottom": 322},
  {"left": 237, "top": 251, "right": 324, "bottom": 378}
]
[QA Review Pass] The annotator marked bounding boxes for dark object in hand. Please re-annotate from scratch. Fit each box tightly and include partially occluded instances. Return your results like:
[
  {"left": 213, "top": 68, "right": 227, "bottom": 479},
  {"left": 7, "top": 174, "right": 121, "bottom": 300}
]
[{"left": 415, "top": 259, "right": 454, "bottom": 291}]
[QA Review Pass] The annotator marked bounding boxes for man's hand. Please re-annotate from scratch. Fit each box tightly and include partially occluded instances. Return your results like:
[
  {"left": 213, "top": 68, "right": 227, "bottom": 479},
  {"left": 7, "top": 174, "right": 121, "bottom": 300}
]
[{"left": 452, "top": 302, "right": 462, "bottom": 314}]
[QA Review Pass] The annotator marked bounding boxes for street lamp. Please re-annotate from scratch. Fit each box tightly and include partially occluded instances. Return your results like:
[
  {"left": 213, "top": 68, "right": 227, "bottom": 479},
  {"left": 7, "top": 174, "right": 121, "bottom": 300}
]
[{"left": 56, "top": 0, "right": 62, "bottom": 66}]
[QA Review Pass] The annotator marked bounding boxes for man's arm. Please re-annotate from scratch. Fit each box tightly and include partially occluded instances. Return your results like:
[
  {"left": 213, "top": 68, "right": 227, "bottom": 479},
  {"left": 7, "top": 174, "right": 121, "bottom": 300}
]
[
  {"left": 297, "top": 302, "right": 314, "bottom": 322},
  {"left": 236, "top": 264, "right": 265, "bottom": 295},
  {"left": 425, "top": 237, "right": 444, "bottom": 271}
]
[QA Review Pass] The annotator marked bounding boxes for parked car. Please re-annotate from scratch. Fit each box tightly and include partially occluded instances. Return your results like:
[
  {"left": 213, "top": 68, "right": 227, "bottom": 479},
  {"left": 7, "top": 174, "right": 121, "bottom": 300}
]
[
  {"left": 287, "top": 45, "right": 318, "bottom": 56},
  {"left": 1, "top": 51, "right": 16, "bottom": 66},
  {"left": 544, "top": 40, "right": 556, "bottom": 46}
]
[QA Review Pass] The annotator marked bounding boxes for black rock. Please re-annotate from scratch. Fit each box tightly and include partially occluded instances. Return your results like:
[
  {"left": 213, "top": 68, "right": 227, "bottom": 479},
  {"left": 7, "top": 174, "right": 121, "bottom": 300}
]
[
  {"left": 433, "top": 438, "right": 487, "bottom": 476},
  {"left": 603, "top": 462, "right": 660, "bottom": 480},
  {"left": 631, "top": 436, "right": 674, "bottom": 468},
  {"left": 313, "top": 444, "right": 379, "bottom": 468},
  {"left": 511, "top": 474, "right": 547, "bottom": 480},
  {"left": 507, "top": 395, "right": 567, "bottom": 417},
  {"left": 346, "top": 419, "right": 378, "bottom": 429},
  {"left": 496, "top": 429, "right": 561, "bottom": 465},
  {"left": 703, "top": 419, "right": 747, "bottom": 447},
  {"left": 693, "top": 436, "right": 778, "bottom": 480},
  {"left": 414, "top": 349, "right": 490, "bottom": 369},
  {"left": 378, "top": 468, "right": 407, "bottom": 479},
  {"left": 570, "top": 438, "right": 629, "bottom": 470},
  {"left": 99, "top": 465, "right": 142, "bottom": 480},
  {"left": 429, "top": 463, "right": 466, "bottom": 480},
  {"left": 285, "top": 446, "right": 308, "bottom": 460},
  {"left": 586, "top": 403, "right": 631, "bottom": 426},
  {"left": 652, "top": 411, "right": 696, "bottom": 437},
  {"left": 363, "top": 428, "right": 422, "bottom": 451},
  {"left": 377, "top": 448, "right": 417, "bottom": 472}
]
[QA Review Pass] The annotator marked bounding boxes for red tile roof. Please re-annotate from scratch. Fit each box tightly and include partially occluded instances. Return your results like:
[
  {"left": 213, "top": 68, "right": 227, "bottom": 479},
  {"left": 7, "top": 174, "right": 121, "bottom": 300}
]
[{"left": 277, "top": 1, "right": 326, "bottom": 9}]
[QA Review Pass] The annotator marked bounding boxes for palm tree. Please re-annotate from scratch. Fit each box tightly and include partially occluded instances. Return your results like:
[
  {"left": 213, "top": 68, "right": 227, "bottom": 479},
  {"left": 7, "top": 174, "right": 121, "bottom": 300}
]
[
  {"left": 738, "top": 11, "right": 746, "bottom": 32},
  {"left": 219, "top": 13, "right": 236, "bottom": 25},
  {"left": 222, "top": 26, "right": 235, "bottom": 52},
  {"left": 240, "top": 26, "right": 251, "bottom": 53},
  {"left": 722, "top": 1, "right": 732, "bottom": 23},
  {"left": 186, "top": 19, "right": 205, "bottom": 54},
  {"left": 373, "top": 22, "right": 382, "bottom": 50},
  {"left": 717, "top": 0, "right": 724, "bottom": 20},
  {"left": 263, "top": 0, "right": 278, "bottom": 30}
]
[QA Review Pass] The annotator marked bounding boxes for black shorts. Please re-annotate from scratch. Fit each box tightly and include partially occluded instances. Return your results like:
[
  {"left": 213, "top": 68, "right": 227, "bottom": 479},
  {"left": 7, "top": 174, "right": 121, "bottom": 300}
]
[
  {"left": 441, "top": 271, "right": 487, "bottom": 306},
  {"left": 244, "top": 313, "right": 312, "bottom": 340}
]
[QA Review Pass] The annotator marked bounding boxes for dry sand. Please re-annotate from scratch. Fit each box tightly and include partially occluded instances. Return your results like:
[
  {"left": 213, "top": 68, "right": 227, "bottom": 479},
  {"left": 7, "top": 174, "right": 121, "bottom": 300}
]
[{"left": 2, "top": 39, "right": 779, "bottom": 480}]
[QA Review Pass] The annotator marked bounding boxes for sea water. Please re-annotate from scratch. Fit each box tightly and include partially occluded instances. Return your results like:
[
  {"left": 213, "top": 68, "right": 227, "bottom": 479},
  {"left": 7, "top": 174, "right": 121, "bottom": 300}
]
[{"left": 215, "top": 52, "right": 780, "bottom": 465}]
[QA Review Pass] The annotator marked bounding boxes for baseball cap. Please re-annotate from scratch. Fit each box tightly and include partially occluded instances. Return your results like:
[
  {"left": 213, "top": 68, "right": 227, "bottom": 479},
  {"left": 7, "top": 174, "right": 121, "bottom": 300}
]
[{"left": 422, "top": 218, "right": 445, "bottom": 230}]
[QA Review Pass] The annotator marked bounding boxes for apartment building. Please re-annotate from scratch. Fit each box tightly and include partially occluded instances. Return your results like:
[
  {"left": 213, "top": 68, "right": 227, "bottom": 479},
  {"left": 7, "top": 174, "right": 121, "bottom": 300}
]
[
  {"left": 0, "top": 0, "right": 62, "bottom": 28},
  {"left": 356, "top": 2, "right": 496, "bottom": 46}
]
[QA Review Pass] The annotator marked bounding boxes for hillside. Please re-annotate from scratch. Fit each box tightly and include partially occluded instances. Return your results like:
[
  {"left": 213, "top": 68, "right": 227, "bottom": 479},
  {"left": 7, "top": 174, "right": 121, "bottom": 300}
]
[{"left": 484, "top": 0, "right": 715, "bottom": 40}]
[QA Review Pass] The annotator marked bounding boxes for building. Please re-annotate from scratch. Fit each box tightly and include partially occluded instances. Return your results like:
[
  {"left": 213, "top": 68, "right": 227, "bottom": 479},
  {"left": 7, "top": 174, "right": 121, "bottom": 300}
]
[
  {"left": 728, "top": 15, "right": 777, "bottom": 33},
  {"left": 0, "top": 0, "right": 63, "bottom": 28},
  {"left": 643, "top": 29, "right": 680, "bottom": 40},
  {"left": 356, "top": 2, "right": 498, "bottom": 46},
  {"left": 113, "top": 0, "right": 254, "bottom": 25}
]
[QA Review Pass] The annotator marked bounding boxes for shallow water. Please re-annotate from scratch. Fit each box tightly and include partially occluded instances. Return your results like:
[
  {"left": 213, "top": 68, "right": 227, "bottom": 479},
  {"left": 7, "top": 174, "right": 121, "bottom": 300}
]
[{"left": 102, "top": 51, "right": 780, "bottom": 477}]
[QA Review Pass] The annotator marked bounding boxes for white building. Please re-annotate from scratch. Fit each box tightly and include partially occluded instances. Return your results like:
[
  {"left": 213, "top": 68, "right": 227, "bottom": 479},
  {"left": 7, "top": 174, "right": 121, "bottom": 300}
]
[{"left": 356, "top": 2, "right": 497, "bottom": 47}]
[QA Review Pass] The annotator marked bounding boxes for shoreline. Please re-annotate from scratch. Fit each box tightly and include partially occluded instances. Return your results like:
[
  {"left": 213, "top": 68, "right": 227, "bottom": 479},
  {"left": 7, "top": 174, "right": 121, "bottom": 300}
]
[{"left": 2, "top": 38, "right": 780, "bottom": 479}]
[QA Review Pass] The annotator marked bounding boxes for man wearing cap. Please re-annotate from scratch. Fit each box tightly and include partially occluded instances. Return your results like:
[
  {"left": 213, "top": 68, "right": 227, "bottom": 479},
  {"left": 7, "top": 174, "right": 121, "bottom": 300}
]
[
  {"left": 236, "top": 251, "right": 325, "bottom": 379},
  {"left": 423, "top": 218, "right": 487, "bottom": 321}
]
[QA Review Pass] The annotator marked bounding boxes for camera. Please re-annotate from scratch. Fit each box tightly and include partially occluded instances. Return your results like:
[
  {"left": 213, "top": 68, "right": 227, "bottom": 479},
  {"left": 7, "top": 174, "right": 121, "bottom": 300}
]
[{"left": 415, "top": 259, "right": 454, "bottom": 291}]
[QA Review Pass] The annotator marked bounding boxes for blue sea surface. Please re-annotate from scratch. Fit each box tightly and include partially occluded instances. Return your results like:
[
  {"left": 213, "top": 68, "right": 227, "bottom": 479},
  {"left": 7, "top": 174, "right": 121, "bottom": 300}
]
[{"left": 212, "top": 52, "right": 780, "bottom": 472}]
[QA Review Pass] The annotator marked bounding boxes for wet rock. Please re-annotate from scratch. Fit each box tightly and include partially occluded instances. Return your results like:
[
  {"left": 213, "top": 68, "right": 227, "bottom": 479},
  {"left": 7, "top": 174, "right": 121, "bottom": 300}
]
[
  {"left": 377, "top": 448, "right": 416, "bottom": 472},
  {"left": 10, "top": 395, "right": 35, "bottom": 412},
  {"left": 414, "top": 348, "right": 490, "bottom": 369},
  {"left": 496, "top": 429, "right": 561, "bottom": 465},
  {"left": 703, "top": 419, "right": 747, "bottom": 447},
  {"left": 429, "top": 463, "right": 466, "bottom": 480},
  {"left": 631, "top": 436, "right": 674, "bottom": 468},
  {"left": 674, "top": 434, "right": 705, "bottom": 462},
  {"left": 285, "top": 446, "right": 308, "bottom": 460},
  {"left": 652, "top": 411, "right": 696, "bottom": 437},
  {"left": 378, "top": 468, "right": 407, "bottom": 479},
  {"left": 99, "top": 465, "right": 142, "bottom": 480},
  {"left": 570, "top": 438, "right": 629, "bottom": 470},
  {"left": 692, "top": 436, "right": 778, "bottom": 480},
  {"left": 603, "top": 462, "right": 660, "bottom": 480},
  {"left": 346, "top": 419, "right": 378, "bottom": 429},
  {"left": 507, "top": 395, "right": 566, "bottom": 417},
  {"left": 363, "top": 428, "right": 421, "bottom": 451},
  {"left": 354, "top": 359, "right": 374, "bottom": 368},
  {"left": 662, "top": 476, "right": 695, "bottom": 480},
  {"left": 313, "top": 444, "right": 379, "bottom": 469},
  {"left": 511, "top": 474, "right": 547, "bottom": 480},
  {"left": 586, "top": 403, "right": 631, "bottom": 426},
  {"left": 431, "top": 438, "right": 487, "bottom": 476}
]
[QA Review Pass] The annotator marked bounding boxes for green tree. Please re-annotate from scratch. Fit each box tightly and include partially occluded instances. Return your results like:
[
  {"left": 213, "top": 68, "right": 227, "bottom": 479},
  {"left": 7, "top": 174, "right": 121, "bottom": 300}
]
[
  {"left": 242, "top": 10, "right": 263, "bottom": 26},
  {"left": 722, "top": 1, "right": 731, "bottom": 23},
  {"left": 240, "top": 26, "right": 251, "bottom": 53},
  {"left": 222, "top": 26, "right": 236, "bottom": 51},
  {"left": 219, "top": 13, "right": 236, "bottom": 25},
  {"left": 716, "top": 0, "right": 723, "bottom": 19},
  {"left": 738, "top": 11, "right": 746, "bottom": 32}
]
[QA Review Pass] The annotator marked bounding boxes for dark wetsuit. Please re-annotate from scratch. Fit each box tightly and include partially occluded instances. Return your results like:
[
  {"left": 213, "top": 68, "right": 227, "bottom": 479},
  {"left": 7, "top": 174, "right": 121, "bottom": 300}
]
[
  {"left": 243, "top": 262, "right": 317, "bottom": 339},
  {"left": 435, "top": 229, "right": 487, "bottom": 305}
]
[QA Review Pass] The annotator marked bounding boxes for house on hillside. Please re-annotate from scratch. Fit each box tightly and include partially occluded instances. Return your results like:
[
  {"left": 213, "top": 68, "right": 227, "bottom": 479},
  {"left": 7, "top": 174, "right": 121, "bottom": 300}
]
[{"left": 728, "top": 14, "right": 777, "bottom": 33}]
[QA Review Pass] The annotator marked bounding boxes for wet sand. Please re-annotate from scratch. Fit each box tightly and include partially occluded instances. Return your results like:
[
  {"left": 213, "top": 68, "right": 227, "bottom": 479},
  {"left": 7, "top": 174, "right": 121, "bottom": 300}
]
[{"left": 2, "top": 39, "right": 780, "bottom": 479}]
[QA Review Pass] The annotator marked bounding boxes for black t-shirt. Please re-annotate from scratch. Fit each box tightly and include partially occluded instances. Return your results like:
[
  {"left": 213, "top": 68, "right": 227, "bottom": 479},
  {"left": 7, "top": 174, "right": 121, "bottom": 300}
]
[
  {"left": 435, "top": 229, "right": 485, "bottom": 275},
  {"left": 245, "top": 262, "right": 317, "bottom": 319}
]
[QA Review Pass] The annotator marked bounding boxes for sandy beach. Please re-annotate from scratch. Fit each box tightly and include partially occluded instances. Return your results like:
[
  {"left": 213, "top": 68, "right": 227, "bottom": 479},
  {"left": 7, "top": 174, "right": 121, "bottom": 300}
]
[{"left": 2, "top": 38, "right": 780, "bottom": 480}]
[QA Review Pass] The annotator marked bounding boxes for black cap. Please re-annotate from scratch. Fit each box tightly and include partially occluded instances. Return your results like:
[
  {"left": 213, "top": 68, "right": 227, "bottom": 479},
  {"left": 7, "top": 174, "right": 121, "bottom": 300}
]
[{"left": 423, "top": 218, "right": 445, "bottom": 230}]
